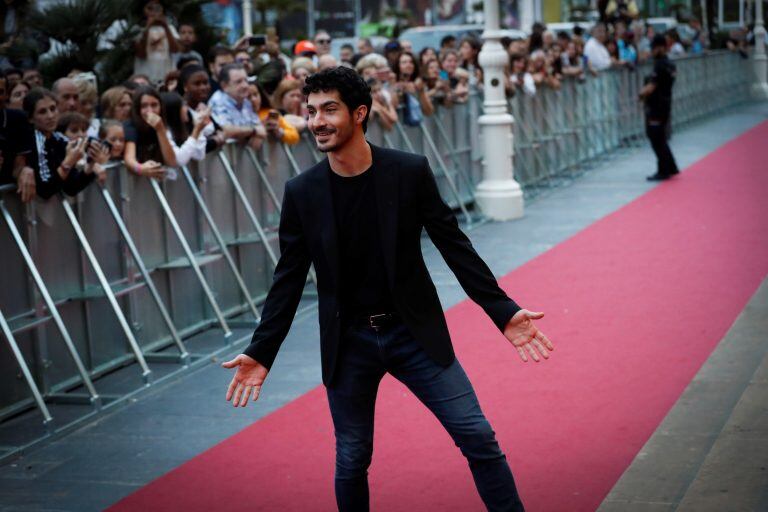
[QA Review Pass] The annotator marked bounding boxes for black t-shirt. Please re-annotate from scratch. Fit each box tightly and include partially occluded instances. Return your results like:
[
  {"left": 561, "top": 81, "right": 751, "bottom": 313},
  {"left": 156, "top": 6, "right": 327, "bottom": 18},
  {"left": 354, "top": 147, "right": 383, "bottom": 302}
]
[
  {"left": 123, "top": 119, "right": 162, "bottom": 163},
  {"left": 328, "top": 163, "right": 394, "bottom": 326},
  {"left": 0, "top": 108, "right": 33, "bottom": 184},
  {"left": 645, "top": 56, "right": 676, "bottom": 121}
]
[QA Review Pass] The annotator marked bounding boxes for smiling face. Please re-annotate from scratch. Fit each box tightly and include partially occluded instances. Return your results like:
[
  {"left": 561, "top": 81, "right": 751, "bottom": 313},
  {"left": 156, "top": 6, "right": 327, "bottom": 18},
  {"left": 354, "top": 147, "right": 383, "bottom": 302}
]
[
  {"left": 306, "top": 89, "right": 365, "bottom": 153},
  {"left": 32, "top": 96, "right": 59, "bottom": 135},
  {"left": 105, "top": 124, "right": 125, "bottom": 158},
  {"left": 441, "top": 52, "right": 458, "bottom": 74}
]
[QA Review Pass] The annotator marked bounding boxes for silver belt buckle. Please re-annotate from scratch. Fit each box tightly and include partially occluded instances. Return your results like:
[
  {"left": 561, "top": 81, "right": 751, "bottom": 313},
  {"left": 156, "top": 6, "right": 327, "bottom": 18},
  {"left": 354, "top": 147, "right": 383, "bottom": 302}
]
[{"left": 369, "top": 313, "right": 388, "bottom": 330}]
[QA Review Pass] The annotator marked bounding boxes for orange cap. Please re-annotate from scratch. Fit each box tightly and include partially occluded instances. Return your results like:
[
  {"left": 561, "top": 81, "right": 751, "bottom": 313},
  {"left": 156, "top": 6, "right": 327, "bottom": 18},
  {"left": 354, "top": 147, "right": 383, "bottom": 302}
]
[{"left": 294, "top": 40, "right": 317, "bottom": 56}]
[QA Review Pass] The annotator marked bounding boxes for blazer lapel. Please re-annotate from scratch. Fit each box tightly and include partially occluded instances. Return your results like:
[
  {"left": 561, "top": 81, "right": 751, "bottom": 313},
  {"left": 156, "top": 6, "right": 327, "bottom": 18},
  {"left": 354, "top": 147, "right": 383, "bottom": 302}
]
[{"left": 371, "top": 144, "right": 399, "bottom": 290}]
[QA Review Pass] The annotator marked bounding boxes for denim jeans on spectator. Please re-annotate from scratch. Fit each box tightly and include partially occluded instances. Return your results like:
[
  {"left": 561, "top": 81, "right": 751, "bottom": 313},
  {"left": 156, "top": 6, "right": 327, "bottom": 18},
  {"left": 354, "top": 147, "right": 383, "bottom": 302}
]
[{"left": 326, "top": 320, "right": 525, "bottom": 512}]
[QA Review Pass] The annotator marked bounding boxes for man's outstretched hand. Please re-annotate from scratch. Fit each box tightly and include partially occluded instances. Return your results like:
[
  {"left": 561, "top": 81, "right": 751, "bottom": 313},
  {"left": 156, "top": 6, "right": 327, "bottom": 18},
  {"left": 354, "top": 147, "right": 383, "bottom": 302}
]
[
  {"left": 504, "top": 309, "right": 555, "bottom": 363},
  {"left": 222, "top": 354, "right": 269, "bottom": 407}
]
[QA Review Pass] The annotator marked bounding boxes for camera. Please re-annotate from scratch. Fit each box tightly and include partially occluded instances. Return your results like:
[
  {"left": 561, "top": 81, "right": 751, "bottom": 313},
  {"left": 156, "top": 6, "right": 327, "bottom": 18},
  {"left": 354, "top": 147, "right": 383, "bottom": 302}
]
[{"left": 248, "top": 35, "right": 266, "bottom": 47}]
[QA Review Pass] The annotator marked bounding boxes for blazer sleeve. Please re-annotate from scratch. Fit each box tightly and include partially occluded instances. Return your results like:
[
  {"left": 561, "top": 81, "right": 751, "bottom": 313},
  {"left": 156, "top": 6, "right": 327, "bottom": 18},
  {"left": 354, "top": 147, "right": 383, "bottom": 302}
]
[
  {"left": 417, "top": 156, "right": 521, "bottom": 332},
  {"left": 243, "top": 180, "right": 312, "bottom": 369}
]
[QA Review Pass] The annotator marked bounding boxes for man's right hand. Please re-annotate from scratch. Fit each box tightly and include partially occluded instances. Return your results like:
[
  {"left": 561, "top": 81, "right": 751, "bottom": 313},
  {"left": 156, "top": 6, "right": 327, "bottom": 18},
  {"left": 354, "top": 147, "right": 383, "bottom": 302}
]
[{"left": 222, "top": 354, "right": 269, "bottom": 407}]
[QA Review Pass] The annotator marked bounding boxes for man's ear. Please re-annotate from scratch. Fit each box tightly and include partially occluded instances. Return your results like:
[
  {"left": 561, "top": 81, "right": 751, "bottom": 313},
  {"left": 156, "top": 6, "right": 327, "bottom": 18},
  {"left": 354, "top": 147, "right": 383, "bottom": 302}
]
[{"left": 356, "top": 105, "right": 368, "bottom": 123}]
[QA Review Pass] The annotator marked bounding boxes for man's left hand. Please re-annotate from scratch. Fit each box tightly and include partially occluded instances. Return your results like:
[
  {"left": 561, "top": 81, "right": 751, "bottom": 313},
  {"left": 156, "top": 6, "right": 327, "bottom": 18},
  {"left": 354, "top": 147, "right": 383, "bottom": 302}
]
[{"left": 503, "top": 309, "right": 555, "bottom": 363}]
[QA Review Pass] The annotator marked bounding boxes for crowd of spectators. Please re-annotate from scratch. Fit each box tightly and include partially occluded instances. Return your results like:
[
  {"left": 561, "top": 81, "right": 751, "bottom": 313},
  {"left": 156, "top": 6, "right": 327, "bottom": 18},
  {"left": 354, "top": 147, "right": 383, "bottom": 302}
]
[{"left": 0, "top": 0, "right": 736, "bottom": 204}]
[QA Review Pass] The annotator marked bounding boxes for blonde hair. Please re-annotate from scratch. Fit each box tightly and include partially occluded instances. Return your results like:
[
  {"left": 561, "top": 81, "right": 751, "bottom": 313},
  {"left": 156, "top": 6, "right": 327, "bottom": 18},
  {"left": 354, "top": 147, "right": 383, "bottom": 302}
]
[
  {"left": 291, "top": 57, "right": 317, "bottom": 75},
  {"left": 271, "top": 78, "right": 302, "bottom": 110},
  {"left": 100, "top": 86, "right": 130, "bottom": 120},
  {"left": 75, "top": 78, "right": 97, "bottom": 105}
]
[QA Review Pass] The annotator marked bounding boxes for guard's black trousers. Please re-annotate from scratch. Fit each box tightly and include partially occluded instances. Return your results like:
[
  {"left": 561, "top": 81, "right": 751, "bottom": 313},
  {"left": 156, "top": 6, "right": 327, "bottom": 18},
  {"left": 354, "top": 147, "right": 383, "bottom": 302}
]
[{"left": 646, "top": 120, "right": 679, "bottom": 177}]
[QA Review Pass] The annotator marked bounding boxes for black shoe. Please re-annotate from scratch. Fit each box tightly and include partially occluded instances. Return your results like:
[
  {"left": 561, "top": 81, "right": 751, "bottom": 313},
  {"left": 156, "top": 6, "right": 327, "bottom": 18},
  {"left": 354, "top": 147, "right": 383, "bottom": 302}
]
[{"left": 646, "top": 173, "right": 672, "bottom": 181}]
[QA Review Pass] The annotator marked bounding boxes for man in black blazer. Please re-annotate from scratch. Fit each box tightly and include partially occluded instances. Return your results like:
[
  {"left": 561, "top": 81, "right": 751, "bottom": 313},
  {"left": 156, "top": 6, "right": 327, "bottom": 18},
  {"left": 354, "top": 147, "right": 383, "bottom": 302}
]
[{"left": 223, "top": 67, "right": 554, "bottom": 511}]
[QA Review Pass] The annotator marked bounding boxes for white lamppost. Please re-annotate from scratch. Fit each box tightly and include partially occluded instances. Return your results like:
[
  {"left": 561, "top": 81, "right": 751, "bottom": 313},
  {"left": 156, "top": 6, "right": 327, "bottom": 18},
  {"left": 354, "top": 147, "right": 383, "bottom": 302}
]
[
  {"left": 474, "top": 0, "right": 524, "bottom": 220},
  {"left": 242, "top": 0, "right": 253, "bottom": 36},
  {"left": 754, "top": 0, "right": 768, "bottom": 98}
]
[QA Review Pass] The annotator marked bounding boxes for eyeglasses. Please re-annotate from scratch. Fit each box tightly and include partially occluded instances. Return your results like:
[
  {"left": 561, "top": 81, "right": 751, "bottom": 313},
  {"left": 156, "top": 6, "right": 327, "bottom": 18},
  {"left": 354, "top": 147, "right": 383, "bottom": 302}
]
[{"left": 316, "top": 39, "right": 331, "bottom": 44}]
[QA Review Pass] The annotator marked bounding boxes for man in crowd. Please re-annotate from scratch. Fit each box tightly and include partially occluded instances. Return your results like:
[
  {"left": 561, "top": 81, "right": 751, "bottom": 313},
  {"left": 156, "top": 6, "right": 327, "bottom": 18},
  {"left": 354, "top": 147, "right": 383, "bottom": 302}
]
[
  {"left": 52, "top": 77, "right": 80, "bottom": 113},
  {"left": 177, "top": 23, "right": 204, "bottom": 66},
  {"left": 313, "top": 30, "right": 332, "bottom": 57},
  {"left": 639, "top": 34, "right": 679, "bottom": 181},
  {"left": 208, "top": 63, "right": 265, "bottom": 148},
  {"left": 207, "top": 46, "right": 235, "bottom": 93},
  {"left": 583, "top": 23, "right": 612, "bottom": 71}
]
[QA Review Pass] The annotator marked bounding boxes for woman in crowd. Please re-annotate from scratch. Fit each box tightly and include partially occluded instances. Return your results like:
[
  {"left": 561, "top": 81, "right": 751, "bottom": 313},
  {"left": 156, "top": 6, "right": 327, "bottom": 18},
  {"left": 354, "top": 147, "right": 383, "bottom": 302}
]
[
  {"left": 529, "top": 50, "right": 561, "bottom": 90},
  {"left": 248, "top": 81, "right": 299, "bottom": 145},
  {"left": 100, "top": 86, "right": 133, "bottom": 122},
  {"left": 439, "top": 50, "right": 469, "bottom": 102},
  {"left": 393, "top": 51, "right": 434, "bottom": 120},
  {"left": 22, "top": 88, "right": 105, "bottom": 199},
  {"left": 176, "top": 64, "right": 225, "bottom": 153},
  {"left": 160, "top": 91, "right": 211, "bottom": 166},
  {"left": 458, "top": 37, "right": 482, "bottom": 86},
  {"left": 507, "top": 54, "right": 536, "bottom": 97},
  {"left": 422, "top": 58, "right": 454, "bottom": 107},
  {"left": 75, "top": 78, "right": 100, "bottom": 137},
  {"left": 98, "top": 120, "right": 127, "bottom": 161},
  {"left": 8, "top": 79, "right": 29, "bottom": 110},
  {"left": 365, "top": 77, "right": 398, "bottom": 131},
  {"left": 561, "top": 40, "right": 590, "bottom": 80},
  {"left": 133, "top": 18, "right": 179, "bottom": 85},
  {"left": 419, "top": 47, "right": 438, "bottom": 68},
  {"left": 289, "top": 57, "right": 316, "bottom": 84},
  {"left": 271, "top": 78, "right": 307, "bottom": 132},
  {"left": 123, "top": 85, "right": 177, "bottom": 179}
]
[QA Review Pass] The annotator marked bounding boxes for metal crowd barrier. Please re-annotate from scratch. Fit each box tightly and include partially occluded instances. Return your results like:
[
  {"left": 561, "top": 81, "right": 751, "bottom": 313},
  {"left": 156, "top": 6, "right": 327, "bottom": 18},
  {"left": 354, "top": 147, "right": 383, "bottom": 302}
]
[
  {"left": 509, "top": 50, "right": 751, "bottom": 191},
  {"left": 0, "top": 50, "right": 753, "bottom": 457}
]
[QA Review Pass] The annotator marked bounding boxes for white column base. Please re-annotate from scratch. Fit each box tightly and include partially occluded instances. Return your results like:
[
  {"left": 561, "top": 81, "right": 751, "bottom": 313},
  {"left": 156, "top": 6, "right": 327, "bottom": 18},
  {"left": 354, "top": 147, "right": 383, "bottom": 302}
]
[
  {"left": 474, "top": 179, "right": 524, "bottom": 221},
  {"left": 752, "top": 81, "right": 768, "bottom": 100}
]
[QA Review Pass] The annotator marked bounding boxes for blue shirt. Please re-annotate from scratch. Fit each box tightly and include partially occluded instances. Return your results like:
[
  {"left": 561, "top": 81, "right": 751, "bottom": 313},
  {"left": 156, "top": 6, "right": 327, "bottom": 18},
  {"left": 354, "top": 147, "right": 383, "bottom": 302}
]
[{"left": 208, "top": 90, "right": 263, "bottom": 128}]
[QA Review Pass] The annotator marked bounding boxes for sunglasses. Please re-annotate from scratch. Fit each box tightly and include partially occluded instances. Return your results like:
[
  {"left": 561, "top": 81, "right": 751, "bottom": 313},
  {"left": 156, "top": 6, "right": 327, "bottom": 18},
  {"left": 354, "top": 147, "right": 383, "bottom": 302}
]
[{"left": 316, "top": 39, "right": 332, "bottom": 44}]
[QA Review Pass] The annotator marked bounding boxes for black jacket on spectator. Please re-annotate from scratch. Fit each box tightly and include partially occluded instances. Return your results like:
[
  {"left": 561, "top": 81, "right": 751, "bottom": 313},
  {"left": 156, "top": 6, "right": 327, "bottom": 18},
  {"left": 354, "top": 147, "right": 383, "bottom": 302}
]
[
  {"left": 26, "top": 130, "right": 95, "bottom": 199},
  {"left": 0, "top": 108, "right": 33, "bottom": 184},
  {"left": 243, "top": 144, "right": 521, "bottom": 386}
]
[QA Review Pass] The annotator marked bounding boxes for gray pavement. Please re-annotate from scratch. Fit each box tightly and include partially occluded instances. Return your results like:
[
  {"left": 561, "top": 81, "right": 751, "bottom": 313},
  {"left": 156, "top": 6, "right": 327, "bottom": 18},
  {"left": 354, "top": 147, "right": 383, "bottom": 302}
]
[
  {"left": 598, "top": 277, "right": 768, "bottom": 512},
  {"left": 0, "top": 102, "right": 766, "bottom": 511}
]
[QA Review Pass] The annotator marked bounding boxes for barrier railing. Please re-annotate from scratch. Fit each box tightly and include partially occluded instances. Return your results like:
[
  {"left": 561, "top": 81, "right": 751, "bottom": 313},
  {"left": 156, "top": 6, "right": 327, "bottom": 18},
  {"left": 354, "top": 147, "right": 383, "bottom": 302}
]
[{"left": 0, "top": 50, "right": 753, "bottom": 458}]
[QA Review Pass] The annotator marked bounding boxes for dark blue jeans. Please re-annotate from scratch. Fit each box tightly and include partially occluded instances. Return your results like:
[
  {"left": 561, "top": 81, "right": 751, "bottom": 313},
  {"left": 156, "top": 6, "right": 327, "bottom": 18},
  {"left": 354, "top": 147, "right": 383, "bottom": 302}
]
[{"left": 326, "top": 320, "right": 525, "bottom": 512}]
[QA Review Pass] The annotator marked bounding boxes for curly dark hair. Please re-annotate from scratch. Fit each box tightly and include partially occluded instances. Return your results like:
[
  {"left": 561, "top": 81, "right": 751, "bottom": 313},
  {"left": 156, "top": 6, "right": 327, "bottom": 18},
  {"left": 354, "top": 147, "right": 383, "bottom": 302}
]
[{"left": 302, "top": 66, "right": 372, "bottom": 133}]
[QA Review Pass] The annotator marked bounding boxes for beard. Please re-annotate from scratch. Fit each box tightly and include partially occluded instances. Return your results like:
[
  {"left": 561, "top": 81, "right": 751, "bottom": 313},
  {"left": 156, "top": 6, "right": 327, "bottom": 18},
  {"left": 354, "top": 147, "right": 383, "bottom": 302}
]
[{"left": 314, "top": 126, "right": 351, "bottom": 153}]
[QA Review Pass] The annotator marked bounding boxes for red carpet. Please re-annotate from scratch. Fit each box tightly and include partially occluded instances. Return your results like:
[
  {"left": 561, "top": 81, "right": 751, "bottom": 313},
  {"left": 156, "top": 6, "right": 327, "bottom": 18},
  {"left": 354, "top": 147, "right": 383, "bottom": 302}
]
[{"left": 109, "top": 121, "right": 768, "bottom": 512}]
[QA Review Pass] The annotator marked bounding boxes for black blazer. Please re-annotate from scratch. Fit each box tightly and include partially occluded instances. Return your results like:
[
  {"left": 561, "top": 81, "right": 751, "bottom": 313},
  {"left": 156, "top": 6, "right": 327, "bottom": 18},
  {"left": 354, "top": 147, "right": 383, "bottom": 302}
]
[{"left": 243, "top": 143, "right": 520, "bottom": 386}]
